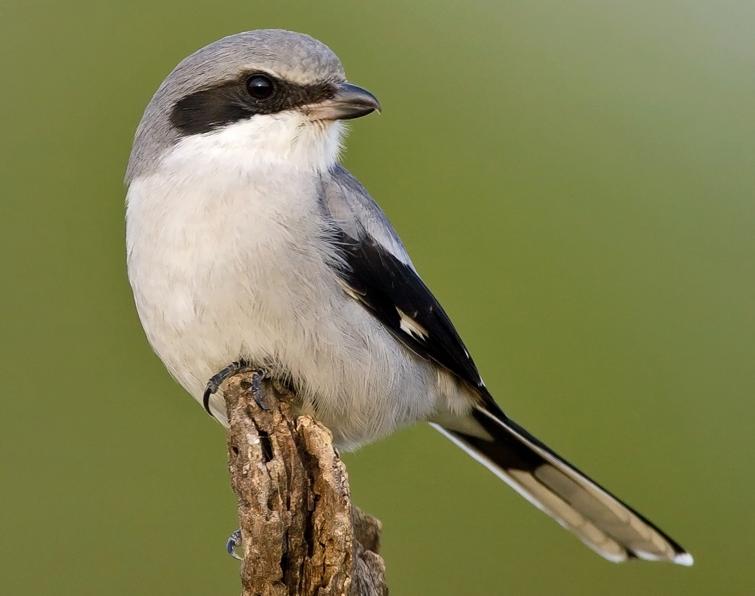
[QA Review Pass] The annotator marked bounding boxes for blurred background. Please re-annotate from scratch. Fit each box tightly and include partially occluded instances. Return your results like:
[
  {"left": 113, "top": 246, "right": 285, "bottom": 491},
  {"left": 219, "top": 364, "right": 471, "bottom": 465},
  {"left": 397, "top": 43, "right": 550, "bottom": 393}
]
[{"left": 2, "top": 1, "right": 754, "bottom": 594}]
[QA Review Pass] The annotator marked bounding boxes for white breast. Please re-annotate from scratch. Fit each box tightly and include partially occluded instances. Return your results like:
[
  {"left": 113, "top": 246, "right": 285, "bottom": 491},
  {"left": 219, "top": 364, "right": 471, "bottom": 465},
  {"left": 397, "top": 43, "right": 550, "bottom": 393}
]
[{"left": 126, "top": 116, "right": 448, "bottom": 448}]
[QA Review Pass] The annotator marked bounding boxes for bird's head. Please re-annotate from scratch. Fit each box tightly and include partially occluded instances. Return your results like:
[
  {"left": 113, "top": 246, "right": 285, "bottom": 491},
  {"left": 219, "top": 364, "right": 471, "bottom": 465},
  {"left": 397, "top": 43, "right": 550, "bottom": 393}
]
[{"left": 126, "top": 30, "right": 380, "bottom": 181}]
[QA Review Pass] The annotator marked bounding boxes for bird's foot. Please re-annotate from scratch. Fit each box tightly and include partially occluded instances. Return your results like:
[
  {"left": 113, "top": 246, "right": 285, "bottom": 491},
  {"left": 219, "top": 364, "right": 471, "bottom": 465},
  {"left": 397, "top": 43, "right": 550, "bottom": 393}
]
[
  {"left": 203, "top": 361, "right": 275, "bottom": 416},
  {"left": 244, "top": 369, "right": 272, "bottom": 411},
  {"left": 226, "top": 528, "right": 243, "bottom": 560},
  {"left": 203, "top": 360, "right": 254, "bottom": 416}
]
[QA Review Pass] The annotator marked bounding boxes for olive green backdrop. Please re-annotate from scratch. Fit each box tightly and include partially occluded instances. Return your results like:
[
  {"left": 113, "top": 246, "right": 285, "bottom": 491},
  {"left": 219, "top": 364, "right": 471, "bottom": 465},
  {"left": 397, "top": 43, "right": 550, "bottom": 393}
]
[{"left": 2, "top": 1, "right": 753, "bottom": 594}]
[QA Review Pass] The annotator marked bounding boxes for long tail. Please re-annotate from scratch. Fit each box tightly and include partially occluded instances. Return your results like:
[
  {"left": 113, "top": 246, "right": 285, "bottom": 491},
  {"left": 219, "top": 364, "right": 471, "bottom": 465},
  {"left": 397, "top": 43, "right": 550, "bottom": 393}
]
[{"left": 433, "top": 403, "right": 692, "bottom": 565}]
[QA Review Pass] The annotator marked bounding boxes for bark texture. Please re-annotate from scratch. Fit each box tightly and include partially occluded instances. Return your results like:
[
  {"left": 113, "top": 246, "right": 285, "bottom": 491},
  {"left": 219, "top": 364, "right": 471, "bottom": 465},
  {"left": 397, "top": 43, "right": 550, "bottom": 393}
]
[{"left": 222, "top": 372, "right": 388, "bottom": 596}]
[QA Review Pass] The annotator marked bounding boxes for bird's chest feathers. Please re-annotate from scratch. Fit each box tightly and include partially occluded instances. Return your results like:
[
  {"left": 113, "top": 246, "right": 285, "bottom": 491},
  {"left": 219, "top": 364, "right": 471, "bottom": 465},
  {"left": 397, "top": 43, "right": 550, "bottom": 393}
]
[{"left": 127, "top": 162, "right": 330, "bottom": 339}]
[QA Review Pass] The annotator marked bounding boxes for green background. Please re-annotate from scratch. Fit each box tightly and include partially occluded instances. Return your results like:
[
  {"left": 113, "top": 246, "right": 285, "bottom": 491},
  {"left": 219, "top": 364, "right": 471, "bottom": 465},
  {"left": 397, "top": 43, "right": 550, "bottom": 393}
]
[{"left": 2, "top": 1, "right": 753, "bottom": 594}]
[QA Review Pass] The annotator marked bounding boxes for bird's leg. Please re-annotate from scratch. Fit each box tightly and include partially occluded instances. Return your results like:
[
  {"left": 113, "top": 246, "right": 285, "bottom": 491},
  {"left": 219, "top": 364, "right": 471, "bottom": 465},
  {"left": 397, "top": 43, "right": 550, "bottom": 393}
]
[
  {"left": 247, "top": 368, "right": 272, "bottom": 411},
  {"left": 203, "top": 359, "right": 254, "bottom": 416},
  {"left": 226, "top": 528, "right": 243, "bottom": 560},
  {"left": 204, "top": 361, "right": 276, "bottom": 416}
]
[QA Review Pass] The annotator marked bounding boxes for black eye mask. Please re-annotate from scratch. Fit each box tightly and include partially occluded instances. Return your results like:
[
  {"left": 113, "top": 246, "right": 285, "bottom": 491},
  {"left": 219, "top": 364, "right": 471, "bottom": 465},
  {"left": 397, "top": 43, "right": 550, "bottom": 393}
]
[{"left": 170, "top": 72, "right": 335, "bottom": 136}]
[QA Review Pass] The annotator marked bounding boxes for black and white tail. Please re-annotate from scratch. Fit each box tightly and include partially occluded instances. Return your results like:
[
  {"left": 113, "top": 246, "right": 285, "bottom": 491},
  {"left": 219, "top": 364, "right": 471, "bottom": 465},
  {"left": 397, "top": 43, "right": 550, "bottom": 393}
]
[{"left": 434, "top": 404, "right": 692, "bottom": 565}]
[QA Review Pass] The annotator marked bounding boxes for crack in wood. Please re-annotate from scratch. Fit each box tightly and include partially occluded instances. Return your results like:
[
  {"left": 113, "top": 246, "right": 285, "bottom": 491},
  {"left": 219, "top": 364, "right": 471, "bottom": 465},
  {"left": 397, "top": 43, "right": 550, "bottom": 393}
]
[{"left": 223, "top": 371, "right": 388, "bottom": 596}]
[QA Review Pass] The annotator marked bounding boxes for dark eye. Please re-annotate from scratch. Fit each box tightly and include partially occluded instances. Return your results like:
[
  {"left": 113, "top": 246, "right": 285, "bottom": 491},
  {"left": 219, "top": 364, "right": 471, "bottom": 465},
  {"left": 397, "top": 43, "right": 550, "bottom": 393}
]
[{"left": 246, "top": 75, "right": 275, "bottom": 99}]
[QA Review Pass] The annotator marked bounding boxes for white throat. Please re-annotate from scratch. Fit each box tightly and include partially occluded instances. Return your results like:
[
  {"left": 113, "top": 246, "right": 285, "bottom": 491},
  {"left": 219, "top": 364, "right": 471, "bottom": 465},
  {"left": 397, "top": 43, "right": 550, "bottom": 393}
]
[{"left": 161, "top": 111, "right": 345, "bottom": 179}]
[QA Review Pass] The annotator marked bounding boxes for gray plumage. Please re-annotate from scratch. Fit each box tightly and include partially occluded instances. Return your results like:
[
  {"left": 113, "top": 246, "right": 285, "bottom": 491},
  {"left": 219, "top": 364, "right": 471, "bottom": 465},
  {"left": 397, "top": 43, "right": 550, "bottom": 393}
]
[{"left": 125, "top": 29, "right": 692, "bottom": 566}]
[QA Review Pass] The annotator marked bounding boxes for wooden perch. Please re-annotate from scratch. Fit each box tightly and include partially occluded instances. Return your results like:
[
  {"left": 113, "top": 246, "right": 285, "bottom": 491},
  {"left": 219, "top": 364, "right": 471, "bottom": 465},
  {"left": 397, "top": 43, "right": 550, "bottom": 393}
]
[{"left": 222, "top": 372, "right": 388, "bottom": 596}]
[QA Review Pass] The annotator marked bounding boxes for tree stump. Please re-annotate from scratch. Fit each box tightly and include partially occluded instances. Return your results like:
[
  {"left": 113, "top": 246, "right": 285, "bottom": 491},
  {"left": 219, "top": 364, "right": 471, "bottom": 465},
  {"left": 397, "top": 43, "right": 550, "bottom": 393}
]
[{"left": 222, "top": 372, "right": 388, "bottom": 596}]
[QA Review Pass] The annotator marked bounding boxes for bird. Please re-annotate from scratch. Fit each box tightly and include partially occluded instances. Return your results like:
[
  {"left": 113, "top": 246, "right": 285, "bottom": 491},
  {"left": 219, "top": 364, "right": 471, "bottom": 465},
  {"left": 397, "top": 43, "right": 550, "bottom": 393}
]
[{"left": 125, "top": 29, "right": 692, "bottom": 566}]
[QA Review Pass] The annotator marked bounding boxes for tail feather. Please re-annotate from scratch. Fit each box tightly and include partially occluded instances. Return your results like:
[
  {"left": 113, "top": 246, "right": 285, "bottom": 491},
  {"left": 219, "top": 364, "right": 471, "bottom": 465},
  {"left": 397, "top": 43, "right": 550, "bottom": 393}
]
[{"left": 433, "top": 405, "right": 692, "bottom": 565}]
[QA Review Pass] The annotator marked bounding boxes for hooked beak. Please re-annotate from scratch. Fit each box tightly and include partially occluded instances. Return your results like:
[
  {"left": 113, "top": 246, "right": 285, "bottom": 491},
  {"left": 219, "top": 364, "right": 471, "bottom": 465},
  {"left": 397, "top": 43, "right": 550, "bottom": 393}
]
[{"left": 305, "top": 82, "right": 381, "bottom": 122}]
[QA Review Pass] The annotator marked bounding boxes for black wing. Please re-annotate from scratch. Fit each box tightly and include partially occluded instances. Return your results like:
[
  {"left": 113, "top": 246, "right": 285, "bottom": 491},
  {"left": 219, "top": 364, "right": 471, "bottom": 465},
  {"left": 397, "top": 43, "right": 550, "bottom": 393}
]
[{"left": 331, "top": 228, "right": 486, "bottom": 394}]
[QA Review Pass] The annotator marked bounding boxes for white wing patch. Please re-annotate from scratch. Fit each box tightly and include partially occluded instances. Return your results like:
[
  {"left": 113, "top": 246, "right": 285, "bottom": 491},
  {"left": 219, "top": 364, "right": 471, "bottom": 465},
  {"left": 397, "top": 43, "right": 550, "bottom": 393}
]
[
  {"left": 336, "top": 271, "right": 429, "bottom": 342},
  {"left": 397, "top": 307, "right": 429, "bottom": 341}
]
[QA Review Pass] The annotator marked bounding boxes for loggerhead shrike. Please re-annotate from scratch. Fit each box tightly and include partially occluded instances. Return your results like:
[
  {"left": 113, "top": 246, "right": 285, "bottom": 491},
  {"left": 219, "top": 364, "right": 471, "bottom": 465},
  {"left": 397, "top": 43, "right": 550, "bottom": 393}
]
[{"left": 126, "top": 29, "right": 692, "bottom": 565}]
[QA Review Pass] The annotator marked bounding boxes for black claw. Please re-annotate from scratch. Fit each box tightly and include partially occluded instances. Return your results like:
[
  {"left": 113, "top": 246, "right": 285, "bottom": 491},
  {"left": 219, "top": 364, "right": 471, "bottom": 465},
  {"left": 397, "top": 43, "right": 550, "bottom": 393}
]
[
  {"left": 202, "top": 388, "right": 214, "bottom": 416},
  {"left": 226, "top": 528, "right": 242, "bottom": 560},
  {"left": 203, "top": 360, "right": 251, "bottom": 417}
]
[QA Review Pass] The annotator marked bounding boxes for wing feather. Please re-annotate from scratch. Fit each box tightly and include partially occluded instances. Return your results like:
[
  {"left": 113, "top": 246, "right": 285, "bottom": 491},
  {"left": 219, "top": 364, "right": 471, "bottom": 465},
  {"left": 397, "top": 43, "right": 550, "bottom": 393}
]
[{"left": 322, "top": 166, "right": 484, "bottom": 392}]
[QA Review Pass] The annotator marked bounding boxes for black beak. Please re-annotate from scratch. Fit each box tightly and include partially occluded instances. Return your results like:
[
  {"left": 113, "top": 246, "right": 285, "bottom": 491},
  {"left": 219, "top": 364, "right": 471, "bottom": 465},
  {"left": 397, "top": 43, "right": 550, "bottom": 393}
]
[{"left": 305, "top": 82, "right": 381, "bottom": 121}]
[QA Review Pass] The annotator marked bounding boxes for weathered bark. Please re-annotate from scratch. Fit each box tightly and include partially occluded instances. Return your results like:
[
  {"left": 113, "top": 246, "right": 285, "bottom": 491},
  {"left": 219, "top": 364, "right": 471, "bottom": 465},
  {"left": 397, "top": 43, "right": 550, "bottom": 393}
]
[{"left": 222, "top": 372, "right": 388, "bottom": 596}]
